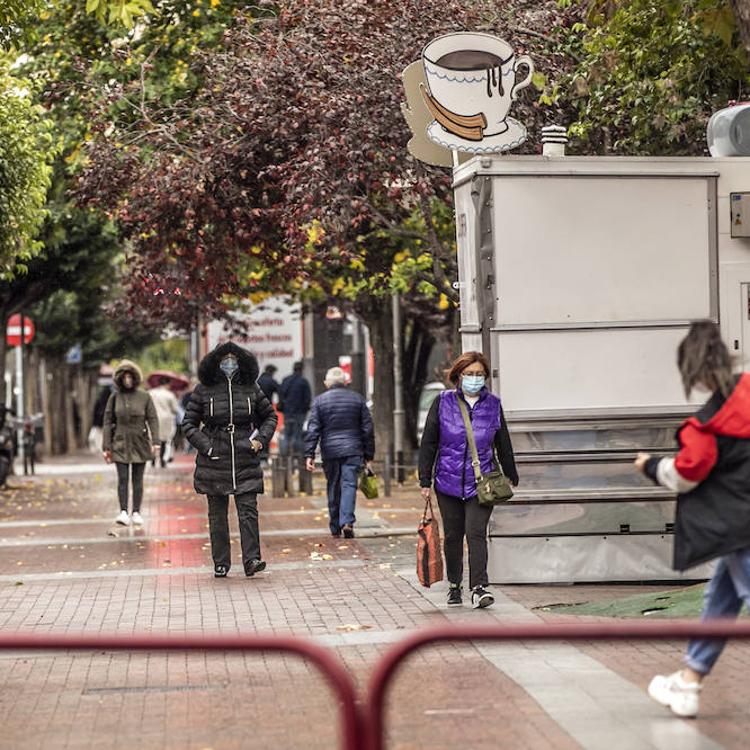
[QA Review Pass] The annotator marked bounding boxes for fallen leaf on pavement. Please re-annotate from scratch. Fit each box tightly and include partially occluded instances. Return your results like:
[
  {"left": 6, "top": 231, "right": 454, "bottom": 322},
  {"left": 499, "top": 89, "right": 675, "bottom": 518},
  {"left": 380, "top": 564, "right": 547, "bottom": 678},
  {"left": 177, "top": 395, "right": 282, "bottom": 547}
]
[{"left": 336, "top": 624, "right": 372, "bottom": 632}]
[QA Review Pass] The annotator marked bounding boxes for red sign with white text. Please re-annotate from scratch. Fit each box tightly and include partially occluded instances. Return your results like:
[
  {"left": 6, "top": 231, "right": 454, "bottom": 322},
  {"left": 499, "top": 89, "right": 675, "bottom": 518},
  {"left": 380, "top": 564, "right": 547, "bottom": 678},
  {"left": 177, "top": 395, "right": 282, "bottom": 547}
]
[{"left": 6, "top": 315, "right": 35, "bottom": 346}]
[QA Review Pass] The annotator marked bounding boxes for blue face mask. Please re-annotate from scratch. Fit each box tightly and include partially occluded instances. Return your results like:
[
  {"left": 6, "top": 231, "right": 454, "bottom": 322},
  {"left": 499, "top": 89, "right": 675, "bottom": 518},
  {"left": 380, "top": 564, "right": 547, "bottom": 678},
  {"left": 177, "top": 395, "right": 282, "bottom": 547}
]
[
  {"left": 220, "top": 356, "right": 239, "bottom": 379},
  {"left": 461, "top": 374, "right": 485, "bottom": 395}
]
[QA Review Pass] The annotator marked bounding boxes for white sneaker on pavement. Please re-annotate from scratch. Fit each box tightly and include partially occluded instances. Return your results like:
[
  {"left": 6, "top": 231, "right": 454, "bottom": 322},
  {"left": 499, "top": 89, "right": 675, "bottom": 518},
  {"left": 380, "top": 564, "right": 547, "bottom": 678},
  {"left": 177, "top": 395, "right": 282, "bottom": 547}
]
[
  {"left": 648, "top": 670, "right": 701, "bottom": 718},
  {"left": 115, "top": 510, "right": 131, "bottom": 526},
  {"left": 131, "top": 512, "right": 144, "bottom": 526}
]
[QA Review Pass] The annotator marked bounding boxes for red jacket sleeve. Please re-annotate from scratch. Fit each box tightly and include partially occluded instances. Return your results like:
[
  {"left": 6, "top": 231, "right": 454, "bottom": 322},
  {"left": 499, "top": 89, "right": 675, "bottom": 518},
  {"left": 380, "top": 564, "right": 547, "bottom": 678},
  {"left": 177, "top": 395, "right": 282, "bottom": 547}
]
[{"left": 674, "top": 421, "right": 718, "bottom": 482}]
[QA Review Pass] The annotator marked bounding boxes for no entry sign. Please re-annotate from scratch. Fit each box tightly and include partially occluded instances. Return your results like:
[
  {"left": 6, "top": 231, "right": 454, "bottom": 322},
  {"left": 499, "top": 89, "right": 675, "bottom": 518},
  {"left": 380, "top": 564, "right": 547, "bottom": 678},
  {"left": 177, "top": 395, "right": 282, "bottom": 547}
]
[{"left": 6, "top": 315, "right": 35, "bottom": 347}]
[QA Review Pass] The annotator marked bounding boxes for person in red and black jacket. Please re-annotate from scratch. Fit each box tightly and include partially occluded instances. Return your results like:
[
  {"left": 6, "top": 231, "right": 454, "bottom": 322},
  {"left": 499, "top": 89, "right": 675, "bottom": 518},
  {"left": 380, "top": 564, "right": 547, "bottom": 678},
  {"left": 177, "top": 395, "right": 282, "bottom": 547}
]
[{"left": 635, "top": 320, "right": 750, "bottom": 719}]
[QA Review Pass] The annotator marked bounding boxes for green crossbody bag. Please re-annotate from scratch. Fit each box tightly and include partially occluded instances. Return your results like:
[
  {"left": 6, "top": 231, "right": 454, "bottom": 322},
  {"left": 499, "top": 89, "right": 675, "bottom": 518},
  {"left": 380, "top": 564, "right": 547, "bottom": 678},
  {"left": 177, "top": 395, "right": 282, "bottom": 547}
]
[{"left": 457, "top": 399, "right": 514, "bottom": 506}]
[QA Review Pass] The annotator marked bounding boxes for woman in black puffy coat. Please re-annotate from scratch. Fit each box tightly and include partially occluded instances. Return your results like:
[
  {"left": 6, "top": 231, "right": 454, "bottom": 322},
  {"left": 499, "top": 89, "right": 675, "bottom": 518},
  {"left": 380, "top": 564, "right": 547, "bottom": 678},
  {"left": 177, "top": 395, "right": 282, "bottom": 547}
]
[{"left": 182, "top": 342, "right": 277, "bottom": 578}]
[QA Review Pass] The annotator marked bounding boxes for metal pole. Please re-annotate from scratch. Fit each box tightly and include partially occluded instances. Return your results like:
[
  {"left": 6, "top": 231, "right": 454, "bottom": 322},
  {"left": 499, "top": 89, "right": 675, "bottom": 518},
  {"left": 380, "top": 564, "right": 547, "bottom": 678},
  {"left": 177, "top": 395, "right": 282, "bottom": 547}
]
[
  {"left": 391, "top": 293, "right": 405, "bottom": 485},
  {"left": 189, "top": 322, "right": 199, "bottom": 380},
  {"left": 15, "top": 315, "right": 24, "bottom": 472}
]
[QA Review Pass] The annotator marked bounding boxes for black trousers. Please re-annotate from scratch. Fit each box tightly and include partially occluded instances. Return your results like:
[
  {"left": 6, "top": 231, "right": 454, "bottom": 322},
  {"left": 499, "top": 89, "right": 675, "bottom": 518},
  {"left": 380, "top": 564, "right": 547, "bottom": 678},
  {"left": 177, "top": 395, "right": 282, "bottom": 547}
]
[
  {"left": 436, "top": 491, "right": 493, "bottom": 589},
  {"left": 115, "top": 462, "right": 145, "bottom": 512},
  {"left": 206, "top": 492, "right": 260, "bottom": 572}
]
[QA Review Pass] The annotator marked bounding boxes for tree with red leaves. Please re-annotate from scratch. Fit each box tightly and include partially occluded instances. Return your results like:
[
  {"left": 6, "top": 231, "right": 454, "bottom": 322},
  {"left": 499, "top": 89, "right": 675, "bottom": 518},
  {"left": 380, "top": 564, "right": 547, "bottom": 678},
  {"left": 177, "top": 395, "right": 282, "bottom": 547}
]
[{"left": 79, "top": 0, "right": 578, "bottom": 449}]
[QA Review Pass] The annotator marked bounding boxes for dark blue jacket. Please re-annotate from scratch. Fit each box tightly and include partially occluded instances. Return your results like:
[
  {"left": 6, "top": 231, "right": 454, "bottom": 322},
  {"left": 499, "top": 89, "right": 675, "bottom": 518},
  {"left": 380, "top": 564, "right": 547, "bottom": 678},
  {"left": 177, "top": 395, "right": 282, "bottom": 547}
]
[
  {"left": 279, "top": 373, "right": 312, "bottom": 416},
  {"left": 304, "top": 385, "right": 375, "bottom": 461}
]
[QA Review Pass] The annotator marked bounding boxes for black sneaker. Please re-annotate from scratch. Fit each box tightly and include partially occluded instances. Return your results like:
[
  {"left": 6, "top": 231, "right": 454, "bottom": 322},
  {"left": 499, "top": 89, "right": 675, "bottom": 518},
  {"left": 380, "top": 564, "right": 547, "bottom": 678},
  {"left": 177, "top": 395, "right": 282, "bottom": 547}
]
[
  {"left": 342, "top": 525, "right": 355, "bottom": 539},
  {"left": 331, "top": 529, "right": 341, "bottom": 538},
  {"left": 472, "top": 585, "right": 495, "bottom": 609},
  {"left": 245, "top": 559, "right": 267, "bottom": 577},
  {"left": 214, "top": 565, "right": 229, "bottom": 578},
  {"left": 447, "top": 585, "right": 462, "bottom": 607}
]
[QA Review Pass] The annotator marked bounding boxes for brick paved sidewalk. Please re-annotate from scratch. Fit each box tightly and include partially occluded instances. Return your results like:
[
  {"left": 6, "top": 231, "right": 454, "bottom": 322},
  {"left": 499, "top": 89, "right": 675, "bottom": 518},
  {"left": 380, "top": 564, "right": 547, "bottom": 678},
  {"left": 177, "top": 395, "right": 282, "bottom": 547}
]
[{"left": 0, "top": 454, "right": 745, "bottom": 749}]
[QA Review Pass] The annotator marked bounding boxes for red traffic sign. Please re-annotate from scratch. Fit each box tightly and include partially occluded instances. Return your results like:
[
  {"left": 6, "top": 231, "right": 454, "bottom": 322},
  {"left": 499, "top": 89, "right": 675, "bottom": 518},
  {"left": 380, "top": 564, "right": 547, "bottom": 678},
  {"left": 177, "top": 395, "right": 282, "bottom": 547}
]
[{"left": 6, "top": 315, "right": 35, "bottom": 347}]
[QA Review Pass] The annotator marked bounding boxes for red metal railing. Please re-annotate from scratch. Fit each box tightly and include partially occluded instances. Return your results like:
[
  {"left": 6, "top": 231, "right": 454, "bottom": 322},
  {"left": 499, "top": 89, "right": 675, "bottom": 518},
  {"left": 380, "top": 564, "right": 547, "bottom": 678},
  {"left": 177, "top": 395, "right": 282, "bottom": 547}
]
[
  {"left": 365, "top": 620, "right": 750, "bottom": 750},
  {"left": 0, "top": 633, "right": 363, "bottom": 750},
  {"left": 8, "top": 620, "right": 750, "bottom": 750}
]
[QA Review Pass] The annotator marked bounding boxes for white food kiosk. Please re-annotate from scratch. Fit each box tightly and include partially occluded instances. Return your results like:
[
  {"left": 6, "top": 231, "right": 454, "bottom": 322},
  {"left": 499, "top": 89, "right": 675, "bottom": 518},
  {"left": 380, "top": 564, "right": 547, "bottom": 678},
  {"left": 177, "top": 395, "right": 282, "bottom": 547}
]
[{"left": 453, "top": 155, "right": 750, "bottom": 582}]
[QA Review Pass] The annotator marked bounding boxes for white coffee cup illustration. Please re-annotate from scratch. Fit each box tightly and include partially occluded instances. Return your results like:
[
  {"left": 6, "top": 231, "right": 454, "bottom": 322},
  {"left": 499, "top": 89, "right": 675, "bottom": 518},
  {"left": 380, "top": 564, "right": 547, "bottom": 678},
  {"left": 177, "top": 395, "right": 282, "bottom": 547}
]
[{"left": 422, "top": 32, "right": 534, "bottom": 140}]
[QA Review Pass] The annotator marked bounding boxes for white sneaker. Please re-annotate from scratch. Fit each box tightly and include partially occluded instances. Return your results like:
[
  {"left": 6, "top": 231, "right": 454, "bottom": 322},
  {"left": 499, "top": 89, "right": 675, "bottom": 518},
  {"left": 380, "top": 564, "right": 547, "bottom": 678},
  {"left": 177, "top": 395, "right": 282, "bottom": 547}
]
[
  {"left": 131, "top": 512, "right": 144, "bottom": 526},
  {"left": 115, "top": 510, "right": 131, "bottom": 526},
  {"left": 648, "top": 670, "right": 701, "bottom": 718}
]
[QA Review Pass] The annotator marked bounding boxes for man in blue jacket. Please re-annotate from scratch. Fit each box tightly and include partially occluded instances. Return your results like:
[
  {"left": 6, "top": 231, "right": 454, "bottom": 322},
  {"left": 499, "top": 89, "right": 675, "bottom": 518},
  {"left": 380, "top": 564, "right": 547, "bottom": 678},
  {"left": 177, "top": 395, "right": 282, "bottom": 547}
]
[
  {"left": 305, "top": 367, "right": 375, "bottom": 538},
  {"left": 278, "top": 361, "right": 312, "bottom": 456}
]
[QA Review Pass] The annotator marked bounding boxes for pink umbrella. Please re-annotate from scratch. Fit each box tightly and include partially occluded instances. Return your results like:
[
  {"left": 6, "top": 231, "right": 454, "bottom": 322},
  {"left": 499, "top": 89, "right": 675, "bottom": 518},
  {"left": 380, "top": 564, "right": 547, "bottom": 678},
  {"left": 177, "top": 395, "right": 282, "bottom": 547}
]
[{"left": 147, "top": 370, "right": 190, "bottom": 393}]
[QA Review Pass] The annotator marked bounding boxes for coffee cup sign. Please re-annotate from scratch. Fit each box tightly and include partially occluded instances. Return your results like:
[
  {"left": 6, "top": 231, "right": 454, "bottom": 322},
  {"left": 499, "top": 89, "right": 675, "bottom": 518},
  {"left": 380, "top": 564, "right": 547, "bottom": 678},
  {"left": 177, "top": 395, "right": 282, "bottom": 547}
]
[{"left": 419, "top": 32, "right": 533, "bottom": 154}]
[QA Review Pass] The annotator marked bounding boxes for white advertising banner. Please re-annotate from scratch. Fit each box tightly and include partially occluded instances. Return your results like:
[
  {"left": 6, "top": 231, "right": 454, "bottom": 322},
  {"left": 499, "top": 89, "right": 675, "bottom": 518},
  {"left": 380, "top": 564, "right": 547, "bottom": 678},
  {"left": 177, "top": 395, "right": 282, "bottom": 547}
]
[{"left": 205, "top": 297, "right": 303, "bottom": 379}]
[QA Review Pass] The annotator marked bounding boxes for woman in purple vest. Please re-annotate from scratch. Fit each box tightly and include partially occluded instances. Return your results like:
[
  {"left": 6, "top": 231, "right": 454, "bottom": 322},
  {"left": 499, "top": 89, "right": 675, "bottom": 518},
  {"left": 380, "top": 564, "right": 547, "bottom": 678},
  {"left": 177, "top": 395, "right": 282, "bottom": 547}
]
[{"left": 418, "top": 351, "right": 519, "bottom": 609}]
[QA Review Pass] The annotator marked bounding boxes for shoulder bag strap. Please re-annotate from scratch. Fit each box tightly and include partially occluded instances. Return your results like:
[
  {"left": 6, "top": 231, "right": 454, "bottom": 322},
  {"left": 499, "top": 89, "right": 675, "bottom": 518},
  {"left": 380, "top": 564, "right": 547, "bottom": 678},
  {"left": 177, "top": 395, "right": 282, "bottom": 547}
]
[
  {"left": 458, "top": 398, "right": 506, "bottom": 480},
  {"left": 457, "top": 398, "right": 482, "bottom": 483},
  {"left": 421, "top": 494, "right": 434, "bottom": 525}
]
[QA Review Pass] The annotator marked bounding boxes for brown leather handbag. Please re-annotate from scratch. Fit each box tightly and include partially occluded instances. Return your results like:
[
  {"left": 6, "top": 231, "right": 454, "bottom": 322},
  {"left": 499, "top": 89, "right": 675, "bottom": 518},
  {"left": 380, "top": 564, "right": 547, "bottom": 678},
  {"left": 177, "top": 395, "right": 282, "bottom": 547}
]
[{"left": 417, "top": 495, "right": 443, "bottom": 587}]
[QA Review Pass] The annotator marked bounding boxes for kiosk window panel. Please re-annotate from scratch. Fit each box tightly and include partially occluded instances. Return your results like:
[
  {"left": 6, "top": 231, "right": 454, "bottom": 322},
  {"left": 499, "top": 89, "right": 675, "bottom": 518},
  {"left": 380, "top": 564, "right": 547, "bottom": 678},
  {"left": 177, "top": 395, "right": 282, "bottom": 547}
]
[
  {"left": 495, "top": 327, "right": 699, "bottom": 412},
  {"left": 493, "top": 177, "right": 713, "bottom": 325}
]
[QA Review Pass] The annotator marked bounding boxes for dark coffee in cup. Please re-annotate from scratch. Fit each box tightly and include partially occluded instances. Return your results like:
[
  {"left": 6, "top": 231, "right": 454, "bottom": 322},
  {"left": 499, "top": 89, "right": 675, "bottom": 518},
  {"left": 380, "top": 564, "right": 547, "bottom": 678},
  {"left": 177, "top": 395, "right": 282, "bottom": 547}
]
[{"left": 436, "top": 50, "right": 507, "bottom": 70}]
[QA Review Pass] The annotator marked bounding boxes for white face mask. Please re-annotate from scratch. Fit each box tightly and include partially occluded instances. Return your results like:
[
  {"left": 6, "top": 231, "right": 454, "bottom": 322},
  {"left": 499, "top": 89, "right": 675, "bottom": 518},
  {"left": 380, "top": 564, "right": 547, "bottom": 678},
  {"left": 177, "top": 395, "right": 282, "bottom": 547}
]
[{"left": 220, "top": 355, "right": 239, "bottom": 379}]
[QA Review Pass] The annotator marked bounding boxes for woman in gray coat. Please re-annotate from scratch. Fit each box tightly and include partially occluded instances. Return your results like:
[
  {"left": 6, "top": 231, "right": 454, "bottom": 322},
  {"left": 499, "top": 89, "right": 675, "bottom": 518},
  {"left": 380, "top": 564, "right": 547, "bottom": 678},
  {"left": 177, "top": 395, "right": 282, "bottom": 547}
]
[
  {"left": 102, "top": 360, "right": 160, "bottom": 527},
  {"left": 182, "top": 343, "right": 277, "bottom": 578}
]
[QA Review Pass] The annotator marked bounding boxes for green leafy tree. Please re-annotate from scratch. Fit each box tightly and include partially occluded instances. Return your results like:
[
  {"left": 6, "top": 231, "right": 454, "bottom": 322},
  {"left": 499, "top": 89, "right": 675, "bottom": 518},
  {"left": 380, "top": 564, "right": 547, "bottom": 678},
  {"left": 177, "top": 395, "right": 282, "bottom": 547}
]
[
  {"left": 0, "top": 59, "right": 56, "bottom": 276},
  {"left": 559, "top": 0, "right": 750, "bottom": 154}
]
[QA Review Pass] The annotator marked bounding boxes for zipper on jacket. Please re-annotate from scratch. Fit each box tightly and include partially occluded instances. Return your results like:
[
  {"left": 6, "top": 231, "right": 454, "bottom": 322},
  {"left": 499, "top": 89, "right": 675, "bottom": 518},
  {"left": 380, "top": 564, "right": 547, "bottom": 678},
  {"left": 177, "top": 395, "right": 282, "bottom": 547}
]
[
  {"left": 209, "top": 397, "right": 214, "bottom": 418},
  {"left": 247, "top": 397, "right": 252, "bottom": 416},
  {"left": 460, "top": 398, "right": 473, "bottom": 501},
  {"left": 227, "top": 380, "right": 237, "bottom": 491}
]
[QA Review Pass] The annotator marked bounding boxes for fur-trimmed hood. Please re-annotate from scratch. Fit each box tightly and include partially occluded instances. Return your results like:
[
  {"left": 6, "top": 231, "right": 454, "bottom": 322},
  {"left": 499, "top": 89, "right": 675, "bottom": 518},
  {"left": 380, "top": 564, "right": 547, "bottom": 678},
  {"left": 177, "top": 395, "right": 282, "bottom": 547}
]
[
  {"left": 198, "top": 342, "right": 259, "bottom": 386},
  {"left": 113, "top": 359, "right": 143, "bottom": 390}
]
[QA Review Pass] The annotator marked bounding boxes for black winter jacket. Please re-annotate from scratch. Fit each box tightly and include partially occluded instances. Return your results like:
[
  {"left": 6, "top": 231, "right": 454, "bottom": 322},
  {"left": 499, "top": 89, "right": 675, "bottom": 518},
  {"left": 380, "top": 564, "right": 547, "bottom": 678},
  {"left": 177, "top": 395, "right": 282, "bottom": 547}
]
[
  {"left": 183, "top": 343, "right": 277, "bottom": 496},
  {"left": 644, "top": 373, "right": 750, "bottom": 570},
  {"left": 304, "top": 385, "right": 375, "bottom": 462},
  {"left": 279, "top": 373, "right": 311, "bottom": 415}
]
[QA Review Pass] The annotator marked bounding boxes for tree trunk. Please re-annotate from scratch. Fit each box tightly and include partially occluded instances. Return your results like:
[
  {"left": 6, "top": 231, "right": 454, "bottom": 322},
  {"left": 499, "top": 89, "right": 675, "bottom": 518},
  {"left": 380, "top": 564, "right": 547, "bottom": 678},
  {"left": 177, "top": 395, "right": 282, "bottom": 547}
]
[
  {"left": 77, "top": 368, "right": 98, "bottom": 451},
  {"left": 40, "top": 357, "right": 52, "bottom": 457},
  {"left": 402, "top": 315, "right": 436, "bottom": 450},
  {"left": 0, "top": 325, "right": 7, "bottom": 404},
  {"left": 732, "top": 0, "right": 750, "bottom": 57},
  {"left": 64, "top": 365, "right": 77, "bottom": 453},
  {"left": 358, "top": 298, "right": 394, "bottom": 462},
  {"left": 47, "top": 358, "right": 69, "bottom": 455}
]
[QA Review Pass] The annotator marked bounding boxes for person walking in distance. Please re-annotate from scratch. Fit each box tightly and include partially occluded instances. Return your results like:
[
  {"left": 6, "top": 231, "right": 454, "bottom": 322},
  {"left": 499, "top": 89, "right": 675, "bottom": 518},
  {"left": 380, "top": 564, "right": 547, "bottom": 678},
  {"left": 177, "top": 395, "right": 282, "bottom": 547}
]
[
  {"left": 418, "top": 352, "right": 518, "bottom": 609},
  {"left": 278, "top": 361, "right": 311, "bottom": 457},
  {"left": 149, "top": 376, "right": 180, "bottom": 468},
  {"left": 182, "top": 343, "right": 277, "bottom": 578},
  {"left": 258, "top": 364, "right": 280, "bottom": 403},
  {"left": 257, "top": 364, "right": 280, "bottom": 461},
  {"left": 102, "top": 360, "right": 160, "bottom": 527},
  {"left": 305, "top": 367, "right": 374, "bottom": 538},
  {"left": 636, "top": 320, "right": 750, "bottom": 718}
]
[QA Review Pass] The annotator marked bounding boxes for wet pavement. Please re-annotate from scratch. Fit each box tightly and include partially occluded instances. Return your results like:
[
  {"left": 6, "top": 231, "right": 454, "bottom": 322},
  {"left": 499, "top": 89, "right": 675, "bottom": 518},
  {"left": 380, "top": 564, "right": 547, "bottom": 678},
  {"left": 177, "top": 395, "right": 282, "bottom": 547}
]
[{"left": 0, "top": 454, "right": 746, "bottom": 749}]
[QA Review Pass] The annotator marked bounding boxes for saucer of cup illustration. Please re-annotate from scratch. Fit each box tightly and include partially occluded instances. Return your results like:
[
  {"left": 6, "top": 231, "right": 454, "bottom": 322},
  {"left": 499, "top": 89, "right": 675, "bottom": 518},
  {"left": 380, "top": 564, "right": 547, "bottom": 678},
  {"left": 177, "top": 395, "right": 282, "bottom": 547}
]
[
  {"left": 421, "top": 32, "right": 533, "bottom": 153},
  {"left": 426, "top": 117, "right": 527, "bottom": 153}
]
